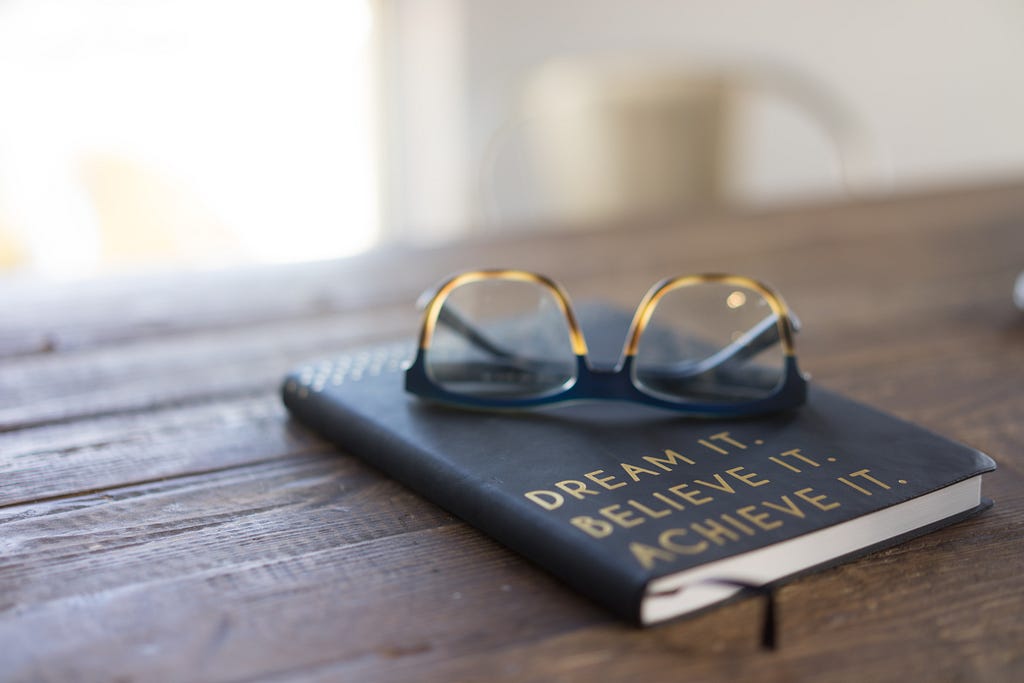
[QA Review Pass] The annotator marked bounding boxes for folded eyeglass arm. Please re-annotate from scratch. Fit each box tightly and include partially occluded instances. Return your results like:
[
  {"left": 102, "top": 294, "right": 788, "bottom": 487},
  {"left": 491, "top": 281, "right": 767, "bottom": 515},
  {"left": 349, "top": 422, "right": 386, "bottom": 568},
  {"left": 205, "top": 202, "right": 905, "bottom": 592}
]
[{"left": 431, "top": 304, "right": 800, "bottom": 380}]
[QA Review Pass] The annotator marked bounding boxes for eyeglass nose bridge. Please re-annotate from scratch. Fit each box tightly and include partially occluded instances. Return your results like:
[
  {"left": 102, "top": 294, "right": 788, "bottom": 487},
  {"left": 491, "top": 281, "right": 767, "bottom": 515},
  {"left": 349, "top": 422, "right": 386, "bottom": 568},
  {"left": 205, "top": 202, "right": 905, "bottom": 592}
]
[{"left": 569, "top": 354, "right": 643, "bottom": 399}]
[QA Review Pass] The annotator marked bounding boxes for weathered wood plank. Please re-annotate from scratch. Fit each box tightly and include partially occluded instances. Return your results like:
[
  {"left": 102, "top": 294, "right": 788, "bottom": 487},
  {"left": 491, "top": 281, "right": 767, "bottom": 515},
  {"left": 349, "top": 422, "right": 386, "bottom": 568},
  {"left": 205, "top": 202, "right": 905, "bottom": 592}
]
[
  {"left": 0, "top": 253, "right": 418, "bottom": 359},
  {"left": 2, "top": 182, "right": 1021, "bottom": 359},
  {"left": 0, "top": 395, "right": 322, "bottom": 507},
  {"left": 0, "top": 305, "right": 418, "bottom": 432},
  {"left": 0, "top": 454, "right": 605, "bottom": 683},
  {"left": 0, "top": 455, "right": 447, "bottom": 607}
]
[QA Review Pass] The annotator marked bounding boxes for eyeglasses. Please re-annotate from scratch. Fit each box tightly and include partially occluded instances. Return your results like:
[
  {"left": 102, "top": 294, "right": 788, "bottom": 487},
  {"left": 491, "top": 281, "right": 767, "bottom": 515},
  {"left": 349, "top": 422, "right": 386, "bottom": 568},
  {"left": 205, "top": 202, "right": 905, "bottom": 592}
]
[{"left": 405, "top": 269, "right": 807, "bottom": 416}]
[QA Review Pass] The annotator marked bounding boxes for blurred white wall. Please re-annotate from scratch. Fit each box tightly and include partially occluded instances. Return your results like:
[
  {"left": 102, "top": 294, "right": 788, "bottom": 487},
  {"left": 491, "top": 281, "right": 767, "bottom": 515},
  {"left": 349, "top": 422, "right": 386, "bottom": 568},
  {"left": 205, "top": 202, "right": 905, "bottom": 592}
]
[{"left": 381, "top": 0, "right": 1024, "bottom": 239}]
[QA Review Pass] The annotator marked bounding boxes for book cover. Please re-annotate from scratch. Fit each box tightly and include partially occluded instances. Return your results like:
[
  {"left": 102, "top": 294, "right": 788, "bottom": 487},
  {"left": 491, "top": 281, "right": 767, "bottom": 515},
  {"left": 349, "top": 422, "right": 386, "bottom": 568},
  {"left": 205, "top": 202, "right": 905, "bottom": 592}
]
[{"left": 281, "top": 340, "right": 995, "bottom": 625}]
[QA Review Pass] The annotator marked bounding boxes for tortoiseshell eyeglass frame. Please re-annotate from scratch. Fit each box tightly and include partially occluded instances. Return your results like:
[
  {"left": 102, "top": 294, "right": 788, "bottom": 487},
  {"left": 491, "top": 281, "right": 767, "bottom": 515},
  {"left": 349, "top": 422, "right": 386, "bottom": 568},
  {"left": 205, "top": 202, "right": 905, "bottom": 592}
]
[{"left": 405, "top": 269, "right": 807, "bottom": 416}]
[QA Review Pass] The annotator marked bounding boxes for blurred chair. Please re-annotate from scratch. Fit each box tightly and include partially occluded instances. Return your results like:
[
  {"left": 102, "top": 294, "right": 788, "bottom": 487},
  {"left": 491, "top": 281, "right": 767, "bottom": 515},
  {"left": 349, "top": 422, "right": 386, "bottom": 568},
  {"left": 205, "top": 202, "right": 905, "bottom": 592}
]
[{"left": 480, "top": 58, "right": 881, "bottom": 231}]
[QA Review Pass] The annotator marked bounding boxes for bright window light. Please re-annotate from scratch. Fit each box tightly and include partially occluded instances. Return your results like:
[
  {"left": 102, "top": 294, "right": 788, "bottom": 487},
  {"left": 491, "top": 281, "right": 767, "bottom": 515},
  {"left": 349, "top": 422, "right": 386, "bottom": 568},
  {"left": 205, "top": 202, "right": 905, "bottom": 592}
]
[{"left": 0, "top": 0, "right": 378, "bottom": 278}]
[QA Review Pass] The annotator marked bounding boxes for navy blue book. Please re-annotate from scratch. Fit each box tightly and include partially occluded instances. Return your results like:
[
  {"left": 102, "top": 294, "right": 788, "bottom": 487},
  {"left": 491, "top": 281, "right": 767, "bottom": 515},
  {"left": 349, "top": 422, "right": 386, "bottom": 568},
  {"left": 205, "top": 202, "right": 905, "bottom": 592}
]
[{"left": 281, "top": 337, "right": 994, "bottom": 625}]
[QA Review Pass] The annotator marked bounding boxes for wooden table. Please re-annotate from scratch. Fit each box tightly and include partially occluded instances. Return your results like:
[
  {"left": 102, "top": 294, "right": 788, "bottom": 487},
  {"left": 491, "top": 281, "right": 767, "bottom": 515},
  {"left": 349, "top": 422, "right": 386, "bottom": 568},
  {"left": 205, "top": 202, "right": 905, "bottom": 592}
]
[{"left": 2, "top": 182, "right": 1023, "bottom": 682}]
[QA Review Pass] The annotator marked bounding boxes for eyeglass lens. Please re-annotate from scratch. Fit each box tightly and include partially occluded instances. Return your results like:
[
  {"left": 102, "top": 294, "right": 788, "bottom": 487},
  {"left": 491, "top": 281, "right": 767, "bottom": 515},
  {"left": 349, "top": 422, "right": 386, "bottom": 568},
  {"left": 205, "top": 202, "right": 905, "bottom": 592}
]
[
  {"left": 425, "top": 278, "right": 578, "bottom": 398},
  {"left": 634, "top": 282, "right": 786, "bottom": 404}
]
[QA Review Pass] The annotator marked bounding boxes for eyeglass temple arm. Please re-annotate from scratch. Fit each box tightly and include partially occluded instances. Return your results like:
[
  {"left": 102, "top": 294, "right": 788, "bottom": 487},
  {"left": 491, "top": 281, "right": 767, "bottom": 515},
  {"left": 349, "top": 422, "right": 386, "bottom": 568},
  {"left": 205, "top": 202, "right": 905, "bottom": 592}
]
[
  {"left": 433, "top": 306, "right": 517, "bottom": 359},
  {"left": 642, "top": 311, "right": 801, "bottom": 381},
  {"left": 715, "top": 310, "right": 801, "bottom": 364},
  {"left": 431, "top": 302, "right": 799, "bottom": 377},
  {"left": 428, "top": 308, "right": 567, "bottom": 384}
]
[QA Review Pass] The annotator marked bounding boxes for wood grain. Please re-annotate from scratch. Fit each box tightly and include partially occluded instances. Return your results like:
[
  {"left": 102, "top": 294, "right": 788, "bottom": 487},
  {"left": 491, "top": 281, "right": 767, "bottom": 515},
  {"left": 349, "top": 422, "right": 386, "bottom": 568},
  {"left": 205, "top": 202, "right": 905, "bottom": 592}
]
[{"left": 1, "top": 181, "right": 1023, "bottom": 682}]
